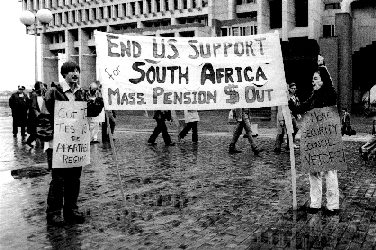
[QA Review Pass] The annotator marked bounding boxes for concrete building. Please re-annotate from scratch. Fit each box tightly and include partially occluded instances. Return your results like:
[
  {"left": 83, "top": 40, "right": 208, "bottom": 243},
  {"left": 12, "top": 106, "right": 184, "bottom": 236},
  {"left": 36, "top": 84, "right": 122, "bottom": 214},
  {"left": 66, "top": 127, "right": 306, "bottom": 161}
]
[{"left": 20, "top": 0, "right": 376, "bottom": 112}]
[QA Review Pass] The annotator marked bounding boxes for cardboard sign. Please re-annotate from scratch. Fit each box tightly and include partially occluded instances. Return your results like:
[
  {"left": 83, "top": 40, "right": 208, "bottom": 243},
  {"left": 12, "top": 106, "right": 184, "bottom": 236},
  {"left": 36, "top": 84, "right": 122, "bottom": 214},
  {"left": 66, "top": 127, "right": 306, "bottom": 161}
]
[
  {"left": 300, "top": 106, "right": 347, "bottom": 173},
  {"left": 94, "top": 31, "right": 288, "bottom": 110},
  {"left": 53, "top": 101, "right": 90, "bottom": 168}
]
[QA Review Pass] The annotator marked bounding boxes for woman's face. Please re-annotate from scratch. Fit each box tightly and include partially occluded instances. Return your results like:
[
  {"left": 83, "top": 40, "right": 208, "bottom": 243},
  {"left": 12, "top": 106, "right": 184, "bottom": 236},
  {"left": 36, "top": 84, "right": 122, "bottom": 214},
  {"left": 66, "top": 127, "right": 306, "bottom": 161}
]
[{"left": 312, "top": 72, "right": 323, "bottom": 91}]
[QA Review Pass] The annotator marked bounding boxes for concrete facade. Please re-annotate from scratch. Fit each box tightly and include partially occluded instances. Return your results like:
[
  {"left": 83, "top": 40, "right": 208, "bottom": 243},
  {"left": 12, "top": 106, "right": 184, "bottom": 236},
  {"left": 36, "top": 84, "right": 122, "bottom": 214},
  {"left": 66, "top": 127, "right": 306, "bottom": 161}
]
[{"left": 20, "top": 0, "right": 376, "bottom": 110}]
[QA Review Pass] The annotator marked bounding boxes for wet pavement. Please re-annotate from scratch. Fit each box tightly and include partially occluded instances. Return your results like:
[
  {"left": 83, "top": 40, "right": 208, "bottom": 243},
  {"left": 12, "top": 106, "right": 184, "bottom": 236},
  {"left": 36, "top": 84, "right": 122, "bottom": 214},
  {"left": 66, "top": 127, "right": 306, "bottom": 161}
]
[{"left": 1, "top": 107, "right": 376, "bottom": 249}]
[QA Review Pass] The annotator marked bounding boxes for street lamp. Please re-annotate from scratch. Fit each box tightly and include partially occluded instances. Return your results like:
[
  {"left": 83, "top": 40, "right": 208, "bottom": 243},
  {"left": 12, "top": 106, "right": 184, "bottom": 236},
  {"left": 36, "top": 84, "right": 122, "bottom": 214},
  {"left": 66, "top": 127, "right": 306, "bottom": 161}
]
[{"left": 20, "top": 9, "right": 53, "bottom": 83}]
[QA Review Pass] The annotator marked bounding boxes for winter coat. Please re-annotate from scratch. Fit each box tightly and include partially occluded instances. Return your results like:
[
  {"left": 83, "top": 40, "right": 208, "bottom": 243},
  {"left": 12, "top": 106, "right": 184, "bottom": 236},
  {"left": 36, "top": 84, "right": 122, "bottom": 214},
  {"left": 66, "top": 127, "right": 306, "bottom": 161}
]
[
  {"left": 27, "top": 92, "right": 43, "bottom": 134},
  {"left": 9, "top": 91, "right": 29, "bottom": 126},
  {"left": 153, "top": 110, "right": 172, "bottom": 121},
  {"left": 184, "top": 110, "right": 200, "bottom": 123}
]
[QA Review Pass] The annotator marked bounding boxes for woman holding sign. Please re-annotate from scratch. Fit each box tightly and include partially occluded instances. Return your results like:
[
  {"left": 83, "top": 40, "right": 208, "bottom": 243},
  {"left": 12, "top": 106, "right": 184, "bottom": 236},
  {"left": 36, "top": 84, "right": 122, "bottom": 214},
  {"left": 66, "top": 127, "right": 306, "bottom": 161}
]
[{"left": 300, "top": 63, "right": 341, "bottom": 216}]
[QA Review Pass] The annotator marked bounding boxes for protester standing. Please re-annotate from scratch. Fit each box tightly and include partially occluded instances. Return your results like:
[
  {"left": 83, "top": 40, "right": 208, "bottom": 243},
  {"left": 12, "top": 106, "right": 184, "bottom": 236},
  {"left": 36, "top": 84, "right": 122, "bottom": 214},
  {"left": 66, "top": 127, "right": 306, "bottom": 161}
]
[
  {"left": 9, "top": 86, "right": 29, "bottom": 138},
  {"left": 301, "top": 64, "right": 340, "bottom": 215},
  {"left": 178, "top": 110, "right": 199, "bottom": 143},
  {"left": 44, "top": 61, "right": 103, "bottom": 225},
  {"left": 25, "top": 81, "right": 46, "bottom": 148},
  {"left": 229, "top": 108, "right": 263, "bottom": 155},
  {"left": 148, "top": 110, "right": 175, "bottom": 146}
]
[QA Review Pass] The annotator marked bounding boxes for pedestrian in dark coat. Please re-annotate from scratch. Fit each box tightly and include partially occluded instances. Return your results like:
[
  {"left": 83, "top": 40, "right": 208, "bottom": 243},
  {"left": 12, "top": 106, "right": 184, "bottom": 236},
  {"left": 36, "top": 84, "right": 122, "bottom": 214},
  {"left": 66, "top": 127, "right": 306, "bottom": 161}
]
[
  {"left": 25, "top": 81, "right": 46, "bottom": 148},
  {"left": 9, "top": 85, "right": 29, "bottom": 137},
  {"left": 148, "top": 110, "right": 175, "bottom": 146}
]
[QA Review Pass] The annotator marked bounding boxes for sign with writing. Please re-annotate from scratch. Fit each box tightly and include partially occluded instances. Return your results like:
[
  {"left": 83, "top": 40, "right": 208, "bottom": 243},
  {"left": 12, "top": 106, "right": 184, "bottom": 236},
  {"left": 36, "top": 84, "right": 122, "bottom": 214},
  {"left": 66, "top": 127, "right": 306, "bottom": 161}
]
[
  {"left": 300, "top": 106, "right": 347, "bottom": 173},
  {"left": 53, "top": 101, "right": 90, "bottom": 168},
  {"left": 94, "top": 31, "right": 288, "bottom": 110}
]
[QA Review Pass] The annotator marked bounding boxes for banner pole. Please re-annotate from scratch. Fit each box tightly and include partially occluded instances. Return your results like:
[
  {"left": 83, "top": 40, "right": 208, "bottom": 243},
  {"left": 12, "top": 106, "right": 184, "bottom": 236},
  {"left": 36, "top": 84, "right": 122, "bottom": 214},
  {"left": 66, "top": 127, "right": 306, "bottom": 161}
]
[
  {"left": 281, "top": 105, "right": 297, "bottom": 210},
  {"left": 105, "top": 110, "right": 127, "bottom": 211}
]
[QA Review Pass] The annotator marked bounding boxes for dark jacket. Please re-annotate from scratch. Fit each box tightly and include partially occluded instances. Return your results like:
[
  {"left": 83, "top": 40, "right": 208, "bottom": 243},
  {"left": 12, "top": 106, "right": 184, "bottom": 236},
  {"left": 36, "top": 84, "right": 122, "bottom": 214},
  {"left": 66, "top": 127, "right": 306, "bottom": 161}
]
[
  {"left": 153, "top": 110, "right": 172, "bottom": 121},
  {"left": 9, "top": 91, "right": 29, "bottom": 126},
  {"left": 27, "top": 92, "right": 42, "bottom": 134},
  {"left": 301, "top": 66, "right": 337, "bottom": 112}
]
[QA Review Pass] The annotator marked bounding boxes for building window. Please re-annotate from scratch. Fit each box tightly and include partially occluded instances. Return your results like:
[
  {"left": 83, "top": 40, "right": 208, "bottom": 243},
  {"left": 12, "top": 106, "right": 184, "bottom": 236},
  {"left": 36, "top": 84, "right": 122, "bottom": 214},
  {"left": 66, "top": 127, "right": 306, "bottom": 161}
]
[
  {"left": 270, "top": 0, "right": 282, "bottom": 29},
  {"left": 295, "top": 0, "right": 308, "bottom": 27},
  {"left": 236, "top": 0, "right": 256, "bottom": 4},
  {"left": 114, "top": 5, "right": 118, "bottom": 18},
  {"left": 85, "top": 9, "right": 89, "bottom": 21},
  {"left": 156, "top": 0, "right": 161, "bottom": 12},
  {"left": 324, "top": 3, "right": 340, "bottom": 10},
  {"left": 323, "top": 25, "right": 335, "bottom": 37},
  {"left": 221, "top": 25, "right": 257, "bottom": 36},
  {"left": 237, "top": 11, "right": 257, "bottom": 20},
  {"left": 107, "top": 6, "right": 112, "bottom": 18},
  {"left": 92, "top": 8, "right": 97, "bottom": 20},
  {"left": 174, "top": 0, "right": 178, "bottom": 9},
  {"left": 98, "top": 7, "right": 103, "bottom": 19}
]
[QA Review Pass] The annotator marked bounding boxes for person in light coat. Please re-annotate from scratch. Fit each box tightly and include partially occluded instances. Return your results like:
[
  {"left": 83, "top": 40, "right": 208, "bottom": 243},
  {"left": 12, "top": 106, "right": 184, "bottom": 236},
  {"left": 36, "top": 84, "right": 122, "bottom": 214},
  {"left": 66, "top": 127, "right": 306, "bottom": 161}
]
[{"left": 179, "top": 110, "right": 200, "bottom": 143}]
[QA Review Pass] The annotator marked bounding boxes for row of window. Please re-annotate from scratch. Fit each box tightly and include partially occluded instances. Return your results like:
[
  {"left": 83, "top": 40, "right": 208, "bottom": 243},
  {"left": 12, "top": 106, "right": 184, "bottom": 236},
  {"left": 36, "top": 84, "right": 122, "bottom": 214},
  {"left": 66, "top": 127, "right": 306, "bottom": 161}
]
[
  {"left": 221, "top": 25, "right": 257, "bottom": 36},
  {"left": 24, "top": 0, "right": 209, "bottom": 12},
  {"left": 49, "top": 1, "right": 209, "bottom": 26}
]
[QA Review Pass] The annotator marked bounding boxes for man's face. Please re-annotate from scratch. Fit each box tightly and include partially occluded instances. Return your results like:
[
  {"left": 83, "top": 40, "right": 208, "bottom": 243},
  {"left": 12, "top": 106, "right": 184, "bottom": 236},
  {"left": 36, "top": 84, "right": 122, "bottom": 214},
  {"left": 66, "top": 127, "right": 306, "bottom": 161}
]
[
  {"left": 312, "top": 72, "right": 323, "bottom": 91},
  {"left": 65, "top": 68, "right": 80, "bottom": 86},
  {"left": 289, "top": 85, "right": 296, "bottom": 94}
]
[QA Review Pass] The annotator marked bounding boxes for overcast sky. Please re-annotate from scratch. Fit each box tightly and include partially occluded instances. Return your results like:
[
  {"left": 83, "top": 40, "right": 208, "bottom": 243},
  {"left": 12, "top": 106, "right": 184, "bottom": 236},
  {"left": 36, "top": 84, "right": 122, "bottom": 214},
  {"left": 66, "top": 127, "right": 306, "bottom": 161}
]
[{"left": 0, "top": 1, "right": 39, "bottom": 91}]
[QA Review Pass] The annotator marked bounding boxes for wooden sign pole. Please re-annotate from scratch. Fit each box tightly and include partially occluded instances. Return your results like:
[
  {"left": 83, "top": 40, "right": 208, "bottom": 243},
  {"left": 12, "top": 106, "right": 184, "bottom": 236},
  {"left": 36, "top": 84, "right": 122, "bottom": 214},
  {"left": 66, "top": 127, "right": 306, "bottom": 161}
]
[{"left": 281, "top": 105, "right": 297, "bottom": 210}]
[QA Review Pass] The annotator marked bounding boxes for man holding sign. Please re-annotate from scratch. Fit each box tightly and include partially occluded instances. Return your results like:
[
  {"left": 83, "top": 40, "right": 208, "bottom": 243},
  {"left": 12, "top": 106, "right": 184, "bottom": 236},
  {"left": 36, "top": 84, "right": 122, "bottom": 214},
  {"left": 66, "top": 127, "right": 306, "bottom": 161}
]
[{"left": 44, "top": 61, "right": 104, "bottom": 225}]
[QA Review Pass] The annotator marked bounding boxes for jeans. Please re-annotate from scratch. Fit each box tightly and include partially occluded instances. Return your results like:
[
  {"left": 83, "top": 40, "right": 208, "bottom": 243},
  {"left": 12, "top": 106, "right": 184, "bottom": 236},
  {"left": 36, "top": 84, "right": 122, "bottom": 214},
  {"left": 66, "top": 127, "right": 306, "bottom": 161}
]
[{"left": 309, "top": 170, "right": 339, "bottom": 210}]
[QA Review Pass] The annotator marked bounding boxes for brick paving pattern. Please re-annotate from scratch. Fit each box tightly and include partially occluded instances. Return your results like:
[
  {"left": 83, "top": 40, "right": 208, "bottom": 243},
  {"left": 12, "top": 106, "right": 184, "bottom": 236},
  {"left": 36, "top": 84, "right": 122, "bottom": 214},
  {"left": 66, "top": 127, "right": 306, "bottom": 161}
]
[{"left": 1, "top": 110, "right": 376, "bottom": 249}]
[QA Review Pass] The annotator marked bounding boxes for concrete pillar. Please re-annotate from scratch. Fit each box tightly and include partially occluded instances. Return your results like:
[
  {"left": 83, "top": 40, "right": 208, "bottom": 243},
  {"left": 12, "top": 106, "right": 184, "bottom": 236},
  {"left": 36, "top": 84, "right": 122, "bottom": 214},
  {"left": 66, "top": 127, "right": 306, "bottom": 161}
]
[
  {"left": 207, "top": 0, "right": 213, "bottom": 27},
  {"left": 65, "top": 29, "right": 76, "bottom": 62},
  {"left": 228, "top": 0, "right": 236, "bottom": 20},
  {"left": 282, "top": 0, "right": 294, "bottom": 41},
  {"left": 135, "top": 1, "right": 141, "bottom": 15},
  {"left": 187, "top": 0, "right": 193, "bottom": 9},
  {"left": 335, "top": 13, "right": 352, "bottom": 111},
  {"left": 143, "top": 0, "right": 149, "bottom": 13},
  {"left": 151, "top": 0, "right": 157, "bottom": 13},
  {"left": 126, "top": 2, "right": 132, "bottom": 16},
  {"left": 257, "top": 0, "right": 270, "bottom": 34},
  {"left": 41, "top": 33, "right": 59, "bottom": 85},
  {"left": 161, "top": 0, "right": 166, "bottom": 12},
  {"left": 168, "top": 0, "right": 174, "bottom": 11},
  {"left": 79, "top": 28, "right": 96, "bottom": 89}
]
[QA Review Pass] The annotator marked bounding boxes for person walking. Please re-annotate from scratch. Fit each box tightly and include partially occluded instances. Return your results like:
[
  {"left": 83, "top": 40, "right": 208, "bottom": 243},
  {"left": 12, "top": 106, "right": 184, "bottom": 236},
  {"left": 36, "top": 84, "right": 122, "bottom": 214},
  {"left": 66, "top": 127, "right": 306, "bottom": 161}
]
[
  {"left": 44, "top": 61, "right": 103, "bottom": 225},
  {"left": 228, "top": 108, "right": 263, "bottom": 155},
  {"left": 301, "top": 64, "right": 340, "bottom": 216},
  {"left": 87, "top": 82, "right": 101, "bottom": 143},
  {"left": 9, "top": 85, "right": 29, "bottom": 138},
  {"left": 148, "top": 110, "right": 175, "bottom": 146},
  {"left": 25, "top": 81, "right": 46, "bottom": 148},
  {"left": 178, "top": 110, "right": 199, "bottom": 143}
]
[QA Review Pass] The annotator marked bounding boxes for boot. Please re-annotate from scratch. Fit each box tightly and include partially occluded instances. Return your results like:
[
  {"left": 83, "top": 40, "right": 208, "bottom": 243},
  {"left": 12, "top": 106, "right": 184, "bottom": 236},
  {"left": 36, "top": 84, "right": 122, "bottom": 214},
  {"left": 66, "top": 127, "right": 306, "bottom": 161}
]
[
  {"left": 64, "top": 209, "right": 85, "bottom": 224},
  {"left": 252, "top": 146, "right": 264, "bottom": 156},
  {"left": 229, "top": 143, "right": 242, "bottom": 154},
  {"left": 46, "top": 213, "right": 64, "bottom": 226}
]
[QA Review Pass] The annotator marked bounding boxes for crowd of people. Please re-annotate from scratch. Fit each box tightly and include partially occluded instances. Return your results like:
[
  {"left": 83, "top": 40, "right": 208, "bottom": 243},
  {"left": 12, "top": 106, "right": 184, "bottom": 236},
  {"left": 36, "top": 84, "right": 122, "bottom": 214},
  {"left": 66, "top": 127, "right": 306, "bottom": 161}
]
[{"left": 8, "top": 54, "right": 376, "bottom": 227}]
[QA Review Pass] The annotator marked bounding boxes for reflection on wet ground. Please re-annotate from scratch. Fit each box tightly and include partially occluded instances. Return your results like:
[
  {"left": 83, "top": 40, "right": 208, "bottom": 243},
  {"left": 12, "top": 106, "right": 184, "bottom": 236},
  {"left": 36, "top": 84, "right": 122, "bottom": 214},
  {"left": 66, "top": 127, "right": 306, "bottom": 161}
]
[{"left": 1, "top": 109, "right": 376, "bottom": 249}]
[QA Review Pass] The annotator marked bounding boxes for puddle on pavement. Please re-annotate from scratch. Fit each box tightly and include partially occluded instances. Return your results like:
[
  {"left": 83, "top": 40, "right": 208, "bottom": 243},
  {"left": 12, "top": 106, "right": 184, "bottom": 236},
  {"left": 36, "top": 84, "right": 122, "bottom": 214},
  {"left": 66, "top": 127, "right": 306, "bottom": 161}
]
[
  {"left": 0, "top": 170, "right": 14, "bottom": 185},
  {"left": 10, "top": 166, "right": 50, "bottom": 179}
]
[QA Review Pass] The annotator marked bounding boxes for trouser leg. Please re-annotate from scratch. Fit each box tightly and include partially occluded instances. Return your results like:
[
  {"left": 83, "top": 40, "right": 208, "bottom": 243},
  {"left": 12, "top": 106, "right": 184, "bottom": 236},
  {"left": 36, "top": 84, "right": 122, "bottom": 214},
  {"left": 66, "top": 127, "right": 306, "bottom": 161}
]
[
  {"left": 21, "top": 126, "right": 26, "bottom": 136},
  {"left": 12, "top": 119, "right": 18, "bottom": 135},
  {"left": 46, "top": 169, "right": 64, "bottom": 215},
  {"left": 63, "top": 167, "right": 82, "bottom": 213},
  {"left": 46, "top": 148, "right": 53, "bottom": 170},
  {"left": 309, "top": 172, "right": 323, "bottom": 208},
  {"left": 230, "top": 122, "right": 243, "bottom": 145},
  {"left": 160, "top": 120, "right": 172, "bottom": 144},
  {"left": 148, "top": 120, "right": 163, "bottom": 143},
  {"left": 191, "top": 122, "right": 198, "bottom": 142},
  {"left": 243, "top": 118, "right": 257, "bottom": 149},
  {"left": 179, "top": 123, "right": 192, "bottom": 139},
  {"left": 325, "top": 170, "right": 339, "bottom": 210},
  {"left": 26, "top": 133, "right": 37, "bottom": 145}
]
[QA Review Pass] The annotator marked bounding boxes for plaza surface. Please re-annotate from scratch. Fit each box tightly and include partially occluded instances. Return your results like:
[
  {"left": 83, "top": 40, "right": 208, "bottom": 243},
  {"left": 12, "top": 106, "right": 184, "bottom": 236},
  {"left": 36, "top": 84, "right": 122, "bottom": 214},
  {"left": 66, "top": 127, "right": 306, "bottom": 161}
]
[{"left": 1, "top": 107, "right": 376, "bottom": 249}]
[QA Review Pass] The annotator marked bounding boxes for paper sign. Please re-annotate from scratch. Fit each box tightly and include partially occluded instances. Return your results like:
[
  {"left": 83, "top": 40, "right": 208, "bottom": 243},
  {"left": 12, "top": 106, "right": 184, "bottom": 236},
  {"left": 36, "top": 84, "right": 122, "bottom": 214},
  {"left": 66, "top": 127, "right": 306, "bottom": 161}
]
[
  {"left": 300, "top": 106, "right": 347, "bottom": 173},
  {"left": 94, "top": 31, "right": 288, "bottom": 110},
  {"left": 53, "top": 101, "right": 90, "bottom": 168}
]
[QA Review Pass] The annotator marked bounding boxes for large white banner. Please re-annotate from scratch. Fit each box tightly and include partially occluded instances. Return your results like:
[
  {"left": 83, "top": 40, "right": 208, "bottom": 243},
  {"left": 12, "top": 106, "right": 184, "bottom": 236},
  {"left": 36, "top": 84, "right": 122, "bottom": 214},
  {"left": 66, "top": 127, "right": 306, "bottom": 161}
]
[
  {"left": 53, "top": 101, "right": 90, "bottom": 168},
  {"left": 95, "top": 31, "right": 288, "bottom": 110}
]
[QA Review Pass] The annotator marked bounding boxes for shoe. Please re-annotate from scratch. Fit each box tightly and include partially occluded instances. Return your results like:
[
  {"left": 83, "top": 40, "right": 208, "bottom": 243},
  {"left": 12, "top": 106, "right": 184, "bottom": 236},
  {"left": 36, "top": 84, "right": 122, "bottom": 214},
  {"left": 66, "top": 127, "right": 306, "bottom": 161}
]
[
  {"left": 148, "top": 142, "right": 157, "bottom": 146},
  {"left": 306, "top": 207, "right": 321, "bottom": 214},
  {"left": 64, "top": 210, "right": 85, "bottom": 224},
  {"left": 359, "top": 146, "right": 369, "bottom": 161},
  {"left": 46, "top": 213, "right": 64, "bottom": 226},
  {"left": 322, "top": 208, "right": 340, "bottom": 216},
  {"left": 252, "top": 147, "right": 264, "bottom": 156},
  {"left": 229, "top": 148, "right": 242, "bottom": 154},
  {"left": 166, "top": 142, "right": 175, "bottom": 146}
]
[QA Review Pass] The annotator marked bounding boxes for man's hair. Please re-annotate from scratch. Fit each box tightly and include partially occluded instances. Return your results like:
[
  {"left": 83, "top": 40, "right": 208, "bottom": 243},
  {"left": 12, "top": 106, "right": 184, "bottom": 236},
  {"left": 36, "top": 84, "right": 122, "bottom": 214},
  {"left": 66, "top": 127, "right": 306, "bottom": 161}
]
[
  {"left": 34, "top": 81, "right": 43, "bottom": 90},
  {"left": 60, "top": 61, "right": 80, "bottom": 77}
]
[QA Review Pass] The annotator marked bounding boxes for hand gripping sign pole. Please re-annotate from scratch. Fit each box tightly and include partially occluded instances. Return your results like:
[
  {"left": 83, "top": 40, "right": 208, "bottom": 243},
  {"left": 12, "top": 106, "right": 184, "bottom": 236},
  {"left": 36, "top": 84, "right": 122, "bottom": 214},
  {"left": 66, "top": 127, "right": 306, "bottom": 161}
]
[{"left": 281, "top": 105, "right": 297, "bottom": 210}]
